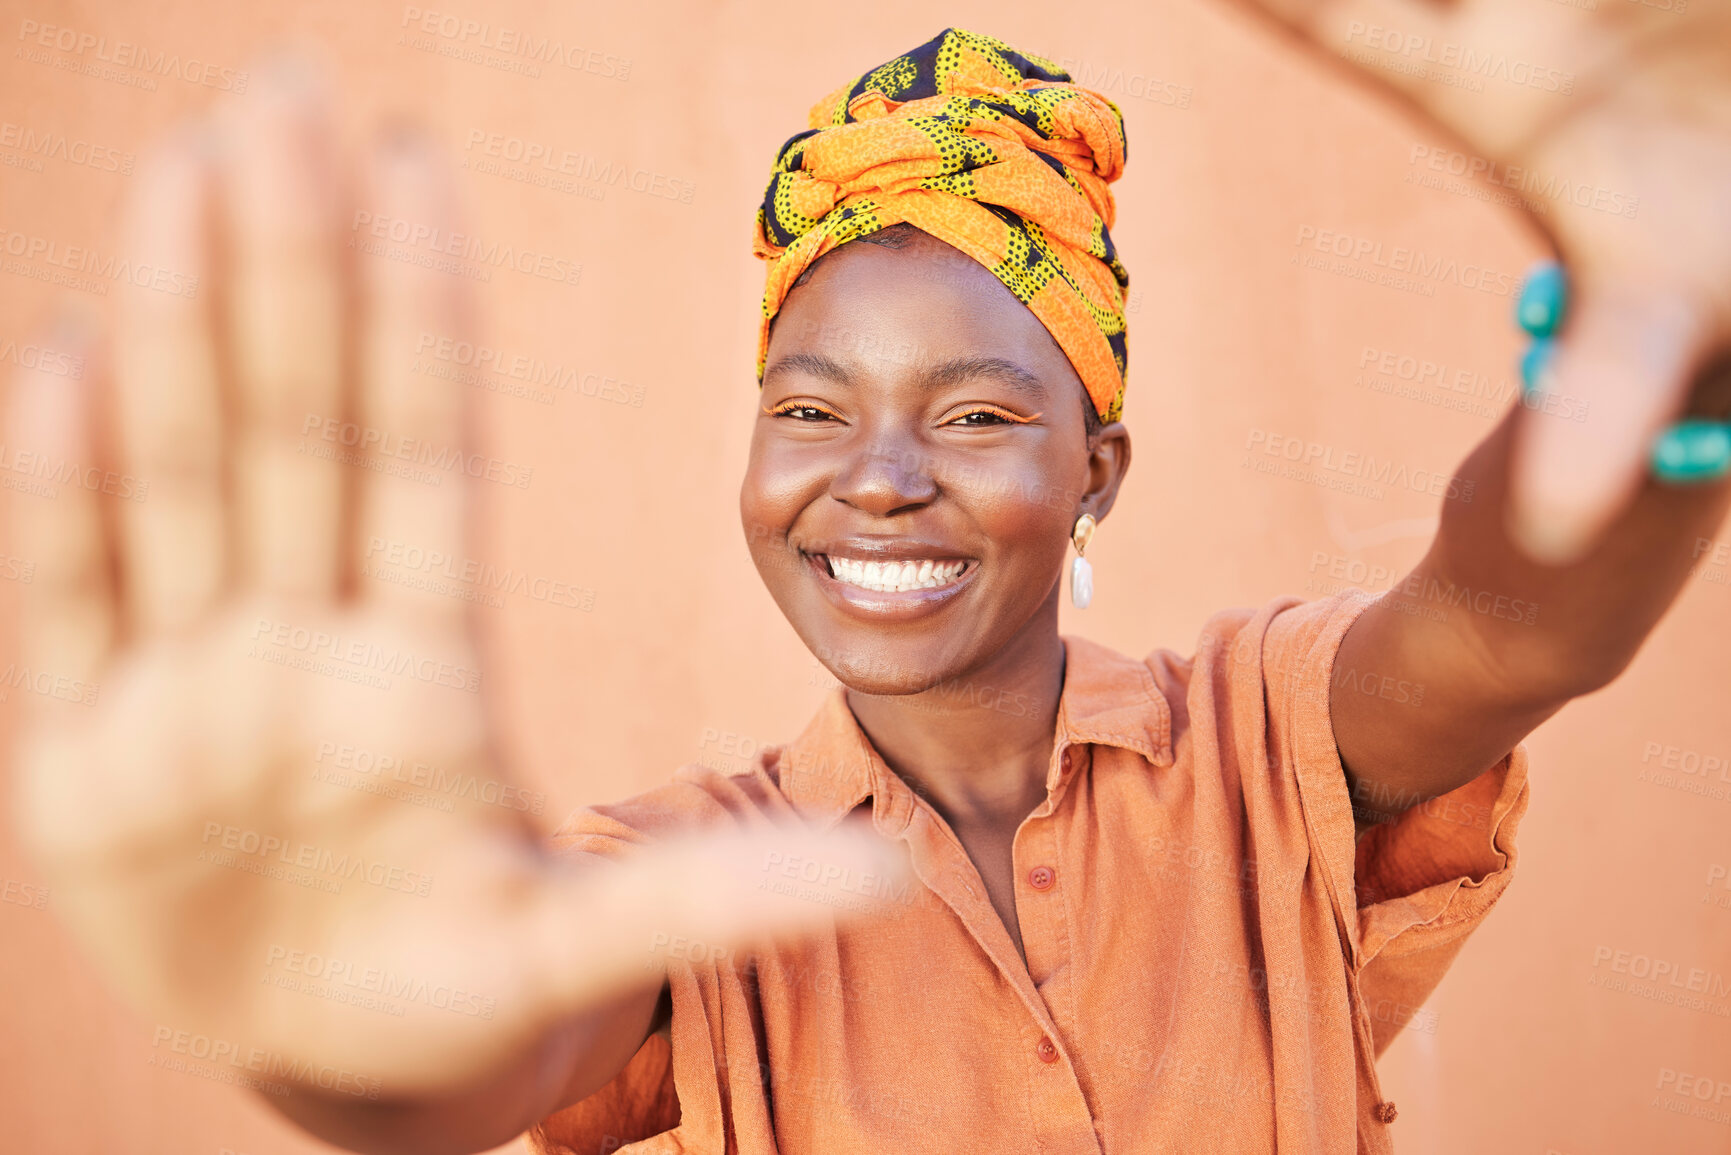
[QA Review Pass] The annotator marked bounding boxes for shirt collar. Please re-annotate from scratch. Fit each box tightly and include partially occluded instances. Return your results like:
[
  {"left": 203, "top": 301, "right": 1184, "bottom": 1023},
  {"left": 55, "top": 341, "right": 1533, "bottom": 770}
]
[{"left": 776, "top": 634, "right": 1175, "bottom": 830}]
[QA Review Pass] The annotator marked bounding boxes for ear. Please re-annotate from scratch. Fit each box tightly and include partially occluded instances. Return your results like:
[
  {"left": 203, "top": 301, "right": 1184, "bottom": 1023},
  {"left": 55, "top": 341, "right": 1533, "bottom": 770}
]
[{"left": 1081, "top": 422, "right": 1132, "bottom": 523}]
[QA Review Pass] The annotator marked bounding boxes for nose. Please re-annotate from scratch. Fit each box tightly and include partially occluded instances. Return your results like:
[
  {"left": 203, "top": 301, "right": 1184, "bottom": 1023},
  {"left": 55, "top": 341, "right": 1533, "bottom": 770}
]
[{"left": 829, "top": 436, "right": 938, "bottom": 517}]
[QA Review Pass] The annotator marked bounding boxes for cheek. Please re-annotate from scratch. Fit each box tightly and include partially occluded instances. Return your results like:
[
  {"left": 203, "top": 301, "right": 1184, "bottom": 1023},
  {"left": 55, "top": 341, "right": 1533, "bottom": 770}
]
[
  {"left": 964, "top": 460, "right": 1084, "bottom": 569},
  {"left": 739, "top": 440, "right": 823, "bottom": 556},
  {"left": 996, "top": 505, "right": 1079, "bottom": 590},
  {"left": 960, "top": 502, "right": 1077, "bottom": 616}
]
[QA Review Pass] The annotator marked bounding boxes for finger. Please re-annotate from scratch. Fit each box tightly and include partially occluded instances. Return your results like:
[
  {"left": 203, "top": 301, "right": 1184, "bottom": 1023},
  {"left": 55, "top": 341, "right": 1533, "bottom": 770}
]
[
  {"left": 1230, "top": 0, "right": 1449, "bottom": 107},
  {"left": 354, "top": 131, "right": 472, "bottom": 624},
  {"left": 8, "top": 311, "right": 114, "bottom": 720},
  {"left": 530, "top": 821, "right": 912, "bottom": 1014},
  {"left": 221, "top": 53, "right": 346, "bottom": 599},
  {"left": 1507, "top": 279, "right": 1712, "bottom": 563},
  {"left": 112, "top": 126, "right": 227, "bottom": 637}
]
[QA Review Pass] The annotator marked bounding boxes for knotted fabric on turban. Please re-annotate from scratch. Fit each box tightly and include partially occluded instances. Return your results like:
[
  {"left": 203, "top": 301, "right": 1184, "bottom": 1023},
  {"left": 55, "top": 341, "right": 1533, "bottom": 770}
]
[{"left": 752, "top": 27, "right": 1132, "bottom": 423}]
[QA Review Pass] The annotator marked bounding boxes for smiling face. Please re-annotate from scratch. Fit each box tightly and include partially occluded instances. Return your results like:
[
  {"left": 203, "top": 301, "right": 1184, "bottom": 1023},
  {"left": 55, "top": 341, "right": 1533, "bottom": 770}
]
[{"left": 740, "top": 225, "right": 1131, "bottom": 696}]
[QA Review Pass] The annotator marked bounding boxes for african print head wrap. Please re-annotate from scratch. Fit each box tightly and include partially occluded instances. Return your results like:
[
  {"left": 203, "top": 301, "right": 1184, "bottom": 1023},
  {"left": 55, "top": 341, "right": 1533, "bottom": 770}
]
[{"left": 752, "top": 27, "right": 1132, "bottom": 423}]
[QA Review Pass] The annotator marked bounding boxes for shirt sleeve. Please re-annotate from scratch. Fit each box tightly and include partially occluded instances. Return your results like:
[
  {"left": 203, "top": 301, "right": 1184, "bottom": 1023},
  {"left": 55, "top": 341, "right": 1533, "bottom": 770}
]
[
  {"left": 526, "top": 1032, "right": 679, "bottom": 1155},
  {"left": 1259, "top": 588, "right": 1531, "bottom": 1057}
]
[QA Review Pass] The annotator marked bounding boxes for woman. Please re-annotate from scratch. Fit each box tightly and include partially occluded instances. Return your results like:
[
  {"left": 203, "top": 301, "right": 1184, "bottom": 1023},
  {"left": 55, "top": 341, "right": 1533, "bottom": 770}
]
[{"left": 12, "top": 17, "right": 1731, "bottom": 1155}]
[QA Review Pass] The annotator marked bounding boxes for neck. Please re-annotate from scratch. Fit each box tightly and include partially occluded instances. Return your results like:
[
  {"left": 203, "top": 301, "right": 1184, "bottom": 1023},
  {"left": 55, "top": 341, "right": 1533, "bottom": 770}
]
[{"left": 844, "top": 602, "right": 1066, "bottom": 833}]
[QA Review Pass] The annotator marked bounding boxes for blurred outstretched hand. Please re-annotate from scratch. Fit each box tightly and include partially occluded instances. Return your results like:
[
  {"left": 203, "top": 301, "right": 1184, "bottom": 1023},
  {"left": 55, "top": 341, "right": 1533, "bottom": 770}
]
[
  {"left": 1236, "top": 0, "right": 1731, "bottom": 561},
  {"left": 9, "top": 54, "right": 901, "bottom": 1101}
]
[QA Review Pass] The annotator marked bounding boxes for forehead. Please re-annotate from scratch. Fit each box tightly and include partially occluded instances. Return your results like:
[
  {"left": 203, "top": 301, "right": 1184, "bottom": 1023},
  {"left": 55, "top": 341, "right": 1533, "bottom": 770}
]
[{"left": 766, "top": 232, "right": 1077, "bottom": 385}]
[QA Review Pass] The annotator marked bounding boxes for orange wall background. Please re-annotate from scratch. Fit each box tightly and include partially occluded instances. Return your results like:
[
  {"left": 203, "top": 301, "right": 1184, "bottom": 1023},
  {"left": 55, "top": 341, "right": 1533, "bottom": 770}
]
[{"left": 2, "top": 1, "right": 1728, "bottom": 1152}]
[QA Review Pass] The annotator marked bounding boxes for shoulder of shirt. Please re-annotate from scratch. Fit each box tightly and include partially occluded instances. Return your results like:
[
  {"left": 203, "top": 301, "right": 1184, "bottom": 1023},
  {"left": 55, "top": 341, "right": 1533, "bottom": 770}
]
[
  {"left": 1140, "top": 592, "right": 1372, "bottom": 678},
  {"left": 1131, "top": 591, "right": 1377, "bottom": 731},
  {"left": 547, "top": 758, "right": 797, "bottom": 851}
]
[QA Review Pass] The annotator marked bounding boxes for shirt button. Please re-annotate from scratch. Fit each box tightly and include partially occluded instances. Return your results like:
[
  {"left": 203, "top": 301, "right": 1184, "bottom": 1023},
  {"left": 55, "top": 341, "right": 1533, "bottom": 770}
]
[
  {"left": 1037, "top": 1036, "right": 1059, "bottom": 1063},
  {"left": 1028, "top": 865, "right": 1056, "bottom": 891}
]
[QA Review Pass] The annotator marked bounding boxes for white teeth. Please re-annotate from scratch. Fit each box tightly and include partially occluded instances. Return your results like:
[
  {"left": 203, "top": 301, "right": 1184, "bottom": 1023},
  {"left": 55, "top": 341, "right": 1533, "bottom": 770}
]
[{"left": 824, "top": 556, "right": 968, "bottom": 593}]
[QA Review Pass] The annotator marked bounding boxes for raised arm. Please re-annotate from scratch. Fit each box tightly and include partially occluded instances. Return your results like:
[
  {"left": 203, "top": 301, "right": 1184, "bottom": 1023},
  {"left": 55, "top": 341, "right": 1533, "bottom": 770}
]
[
  {"left": 1333, "top": 386, "right": 1731, "bottom": 827},
  {"left": 8, "top": 56, "right": 898, "bottom": 1155},
  {"left": 1225, "top": 0, "right": 1731, "bottom": 821}
]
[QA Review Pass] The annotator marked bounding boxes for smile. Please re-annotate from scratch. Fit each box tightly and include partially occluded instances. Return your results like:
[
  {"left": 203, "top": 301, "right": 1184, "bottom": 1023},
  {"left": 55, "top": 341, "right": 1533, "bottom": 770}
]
[{"left": 821, "top": 555, "right": 971, "bottom": 593}]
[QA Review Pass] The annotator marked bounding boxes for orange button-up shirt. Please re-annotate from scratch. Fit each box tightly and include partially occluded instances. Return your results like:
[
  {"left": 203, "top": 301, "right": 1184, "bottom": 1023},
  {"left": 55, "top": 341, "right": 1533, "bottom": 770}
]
[{"left": 531, "top": 590, "right": 1529, "bottom": 1154}]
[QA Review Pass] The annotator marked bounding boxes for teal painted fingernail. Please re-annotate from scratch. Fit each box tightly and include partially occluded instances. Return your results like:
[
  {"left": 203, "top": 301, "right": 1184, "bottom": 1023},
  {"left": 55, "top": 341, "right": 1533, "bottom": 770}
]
[
  {"left": 1516, "top": 261, "right": 1567, "bottom": 338},
  {"left": 1651, "top": 420, "right": 1731, "bottom": 484},
  {"left": 1520, "top": 338, "right": 1555, "bottom": 399}
]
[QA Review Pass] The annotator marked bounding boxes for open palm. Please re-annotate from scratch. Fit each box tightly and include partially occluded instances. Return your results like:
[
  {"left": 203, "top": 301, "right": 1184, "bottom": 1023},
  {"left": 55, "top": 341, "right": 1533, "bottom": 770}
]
[{"left": 9, "top": 60, "right": 899, "bottom": 1101}]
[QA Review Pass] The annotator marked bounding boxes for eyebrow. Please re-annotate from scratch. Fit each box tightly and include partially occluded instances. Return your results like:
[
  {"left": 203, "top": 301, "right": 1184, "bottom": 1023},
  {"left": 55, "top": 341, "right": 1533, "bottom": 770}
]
[{"left": 763, "top": 351, "right": 1047, "bottom": 398}]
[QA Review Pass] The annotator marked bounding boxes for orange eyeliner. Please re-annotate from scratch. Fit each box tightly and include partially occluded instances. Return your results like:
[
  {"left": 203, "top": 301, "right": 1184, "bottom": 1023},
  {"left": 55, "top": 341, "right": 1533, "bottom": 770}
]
[
  {"left": 956, "top": 407, "right": 1043, "bottom": 424},
  {"left": 766, "top": 401, "right": 842, "bottom": 418}
]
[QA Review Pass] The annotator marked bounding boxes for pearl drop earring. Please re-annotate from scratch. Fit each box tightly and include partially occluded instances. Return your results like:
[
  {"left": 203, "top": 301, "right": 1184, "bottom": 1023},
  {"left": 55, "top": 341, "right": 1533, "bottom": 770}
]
[{"left": 1070, "top": 513, "right": 1097, "bottom": 609}]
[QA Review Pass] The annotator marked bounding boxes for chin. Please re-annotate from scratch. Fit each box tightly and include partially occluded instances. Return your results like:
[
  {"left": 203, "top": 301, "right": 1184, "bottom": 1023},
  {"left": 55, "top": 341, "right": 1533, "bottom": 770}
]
[{"left": 799, "top": 625, "right": 951, "bottom": 695}]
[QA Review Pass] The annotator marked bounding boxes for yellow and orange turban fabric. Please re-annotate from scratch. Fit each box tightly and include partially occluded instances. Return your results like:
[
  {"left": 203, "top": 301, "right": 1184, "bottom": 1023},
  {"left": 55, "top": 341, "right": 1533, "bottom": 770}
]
[{"left": 752, "top": 27, "right": 1133, "bottom": 423}]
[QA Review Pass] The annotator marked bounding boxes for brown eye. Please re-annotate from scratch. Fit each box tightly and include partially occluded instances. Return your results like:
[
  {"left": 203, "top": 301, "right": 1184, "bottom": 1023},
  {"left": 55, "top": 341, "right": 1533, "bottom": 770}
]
[
  {"left": 947, "top": 408, "right": 1018, "bottom": 427},
  {"left": 773, "top": 404, "right": 841, "bottom": 422}
]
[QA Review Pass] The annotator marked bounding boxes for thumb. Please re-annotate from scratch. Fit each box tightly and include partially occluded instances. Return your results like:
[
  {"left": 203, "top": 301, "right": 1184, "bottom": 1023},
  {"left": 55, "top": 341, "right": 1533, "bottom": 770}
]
[
  {"left": 1506, "top": 276, "right": 1715, "bottom": 564},
  {"left": 530, "top": 819, "right": 910, "bottom": 1012}
]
